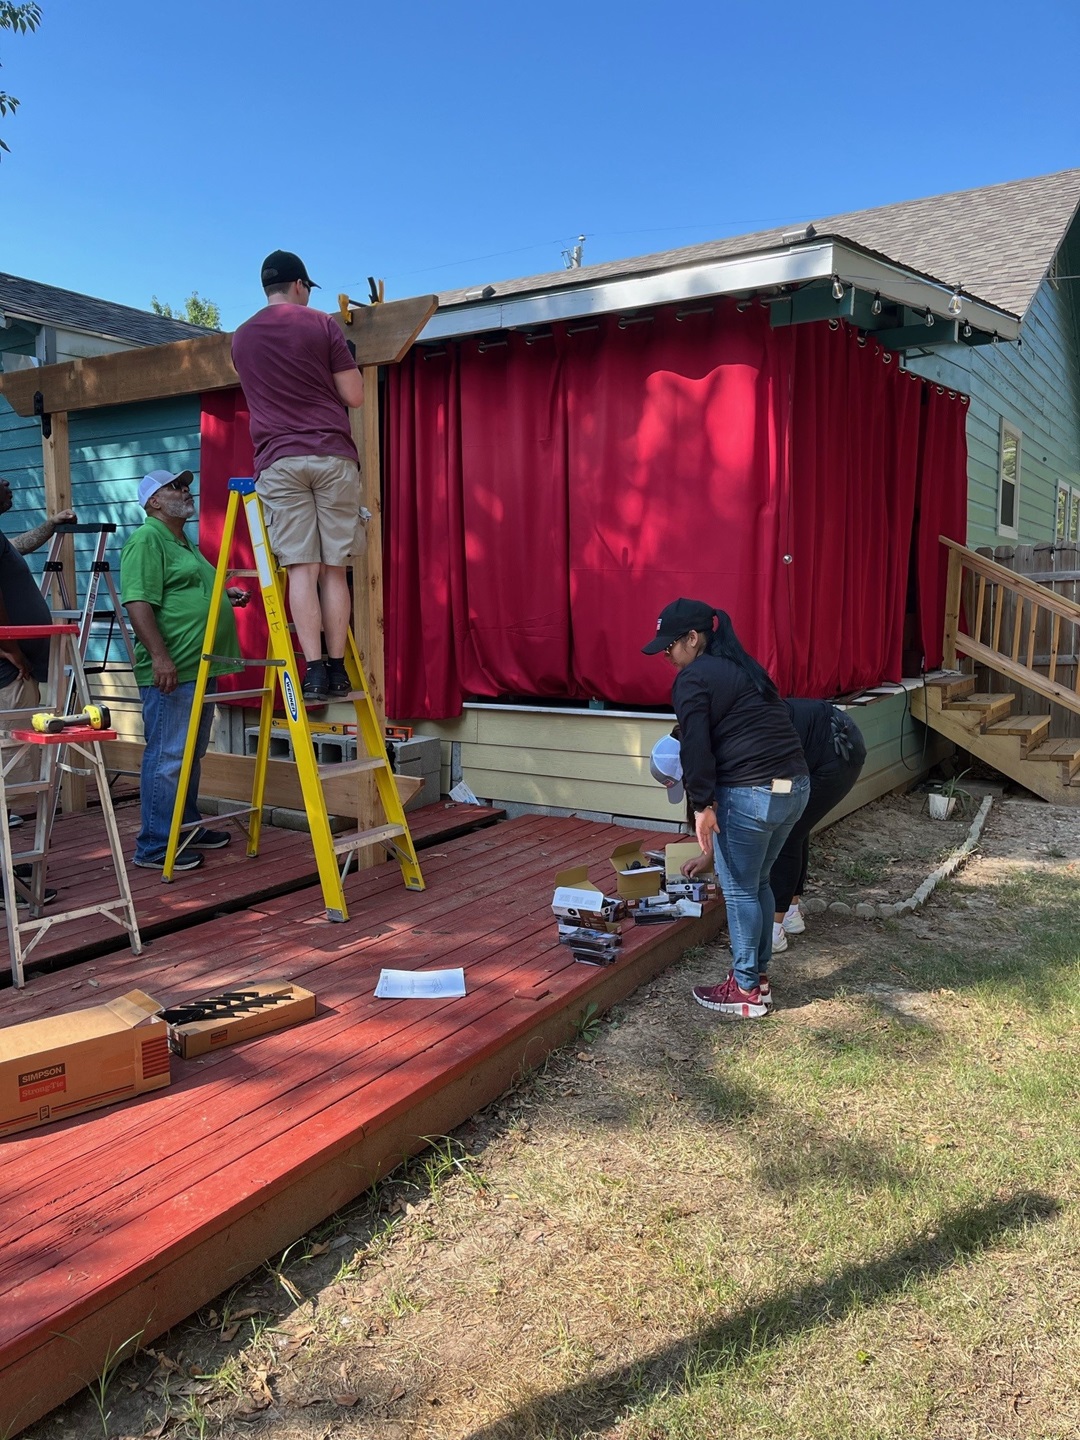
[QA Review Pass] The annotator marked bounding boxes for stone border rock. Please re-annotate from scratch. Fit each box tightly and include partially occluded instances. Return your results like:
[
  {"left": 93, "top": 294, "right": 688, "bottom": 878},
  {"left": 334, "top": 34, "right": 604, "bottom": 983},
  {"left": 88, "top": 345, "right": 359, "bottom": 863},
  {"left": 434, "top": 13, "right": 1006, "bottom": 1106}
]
[{"left": 802, "top": 795, "right": 993, "bottom": 922}]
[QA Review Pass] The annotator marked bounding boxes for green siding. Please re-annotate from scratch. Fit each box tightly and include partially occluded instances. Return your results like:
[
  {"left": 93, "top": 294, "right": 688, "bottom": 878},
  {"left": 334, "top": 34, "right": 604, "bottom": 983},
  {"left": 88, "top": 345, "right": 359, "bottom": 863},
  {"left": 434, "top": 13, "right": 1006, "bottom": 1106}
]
[{"left": 907, "top": 219, "right": 1080, "bottom": 549}]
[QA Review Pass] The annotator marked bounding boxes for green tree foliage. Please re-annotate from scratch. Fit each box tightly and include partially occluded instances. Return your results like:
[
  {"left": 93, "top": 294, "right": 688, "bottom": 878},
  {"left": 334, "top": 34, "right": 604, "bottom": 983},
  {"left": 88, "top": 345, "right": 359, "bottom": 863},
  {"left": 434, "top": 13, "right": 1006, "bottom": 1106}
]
[
  {"left": 150, "top": 292, "right": 223, "bottom": 330},
  {"left": 0, "top": 1, "right": 41, "bottom": 156}
]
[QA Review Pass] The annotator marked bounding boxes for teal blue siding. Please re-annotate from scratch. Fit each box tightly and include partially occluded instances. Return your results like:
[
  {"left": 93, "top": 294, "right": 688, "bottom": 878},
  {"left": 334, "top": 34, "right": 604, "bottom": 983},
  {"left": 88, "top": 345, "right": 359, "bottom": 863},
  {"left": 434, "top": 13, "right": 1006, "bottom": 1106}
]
[
  {"left": 0, "top": 394, "right": 201, "bottom": 588},
  {"left": 907, "top": 219, "right": 1080, "bottom": 549}
]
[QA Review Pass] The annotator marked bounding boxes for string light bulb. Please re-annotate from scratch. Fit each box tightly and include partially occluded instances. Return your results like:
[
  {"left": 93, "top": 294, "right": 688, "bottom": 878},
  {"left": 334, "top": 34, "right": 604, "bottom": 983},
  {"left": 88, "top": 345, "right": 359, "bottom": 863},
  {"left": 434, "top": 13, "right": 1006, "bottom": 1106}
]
[
  {"left": 871, "top": 293, "right": 882, "bottom": 316},
  {"left": 962, "top": 322, "right": 973, "bottom": 339},
  {"left": 831, "top": 275, "right": 844, "bottom": 301},
  {"left": 924, "top": 309, "right": 935, "bottom": 328}
]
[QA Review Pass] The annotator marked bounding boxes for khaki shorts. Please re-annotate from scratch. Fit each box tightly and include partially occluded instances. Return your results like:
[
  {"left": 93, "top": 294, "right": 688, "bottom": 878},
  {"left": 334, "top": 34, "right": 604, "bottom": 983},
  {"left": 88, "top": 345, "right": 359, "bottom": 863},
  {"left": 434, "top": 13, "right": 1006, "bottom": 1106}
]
[{"left": 256, "top": 455, "right": 366, "bottom": 567}]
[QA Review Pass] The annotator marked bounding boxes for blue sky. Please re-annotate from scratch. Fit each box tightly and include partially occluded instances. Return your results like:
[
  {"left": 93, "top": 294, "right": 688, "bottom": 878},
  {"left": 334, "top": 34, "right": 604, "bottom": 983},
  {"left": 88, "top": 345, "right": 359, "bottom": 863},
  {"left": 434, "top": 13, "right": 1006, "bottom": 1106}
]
[{"left": 2, "top": 0, "right": 1079, "bottom": 331}]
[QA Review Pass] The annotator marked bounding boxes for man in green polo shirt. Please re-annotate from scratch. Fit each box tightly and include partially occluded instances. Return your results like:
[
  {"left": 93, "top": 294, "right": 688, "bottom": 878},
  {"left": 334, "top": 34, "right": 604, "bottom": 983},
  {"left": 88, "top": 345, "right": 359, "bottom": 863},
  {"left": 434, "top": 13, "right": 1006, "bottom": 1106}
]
[{"left": 121, "top": 469, "right": 249, "bottom": 871}]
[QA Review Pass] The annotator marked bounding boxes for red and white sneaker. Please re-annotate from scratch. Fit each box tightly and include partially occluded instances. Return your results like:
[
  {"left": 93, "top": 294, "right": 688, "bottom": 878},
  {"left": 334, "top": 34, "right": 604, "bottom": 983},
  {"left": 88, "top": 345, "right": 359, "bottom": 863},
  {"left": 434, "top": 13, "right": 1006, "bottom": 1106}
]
[
  {"left": 692, "top": 975, "right": 769, "bottom": 1018},
  {"left": 758, "top": 975, "right": 774, "bottom": 1009}
]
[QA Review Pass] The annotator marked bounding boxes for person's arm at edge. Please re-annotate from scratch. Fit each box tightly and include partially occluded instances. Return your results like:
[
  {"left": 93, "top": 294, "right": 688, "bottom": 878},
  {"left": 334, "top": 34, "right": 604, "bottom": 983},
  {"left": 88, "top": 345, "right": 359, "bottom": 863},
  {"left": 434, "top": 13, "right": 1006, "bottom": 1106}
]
[
  {"left": 11, "top": 508, "right": 78, "bottom": 555},
  {"left": 124, "top": 602, "right": 178, "bottom": 694}
]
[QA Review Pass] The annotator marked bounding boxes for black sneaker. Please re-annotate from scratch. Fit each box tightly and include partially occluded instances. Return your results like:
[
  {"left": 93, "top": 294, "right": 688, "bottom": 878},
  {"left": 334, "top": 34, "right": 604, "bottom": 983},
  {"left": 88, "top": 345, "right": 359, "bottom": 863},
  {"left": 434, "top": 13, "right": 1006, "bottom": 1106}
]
[
  {"left": 134, "top": 850, "right": 204, "bottom": 871},
  {"left": 302, "top": 660, "right": 329, "bottom": 702},
  {"left": 327, "top": 663, "right": 352, "bottom": 697},
  {"left": 7, "top": 811, "right": 23, "bottom": 828},
  {"left": 2, "top": 864, "right": 57, "bottom": 907},
  {"left": 190, "top": 828, "right": 231, "bottom": 850}
]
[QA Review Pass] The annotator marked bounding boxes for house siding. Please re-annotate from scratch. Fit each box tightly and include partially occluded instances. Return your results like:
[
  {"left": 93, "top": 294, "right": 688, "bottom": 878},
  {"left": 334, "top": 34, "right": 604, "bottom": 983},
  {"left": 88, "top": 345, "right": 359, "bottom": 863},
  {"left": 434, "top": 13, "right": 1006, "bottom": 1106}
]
[
  {"left": 907, "top": 219, "right": 1080, "bottom": 549},
  {"left": 0, "top": 393, "right": 201, "bottom": 587},
  {"left": 405, "top": 689, "right": 945, "bottom": 827}
]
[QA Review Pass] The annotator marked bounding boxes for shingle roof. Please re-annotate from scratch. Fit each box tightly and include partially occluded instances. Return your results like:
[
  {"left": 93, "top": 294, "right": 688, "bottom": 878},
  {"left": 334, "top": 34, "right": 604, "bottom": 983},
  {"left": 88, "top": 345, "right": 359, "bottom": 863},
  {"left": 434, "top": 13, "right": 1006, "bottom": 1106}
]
[
  {"left": 0, "top": 272, "right": 211, "bottom": 345},
  {"left": 436, "top": 169, "right": 1080, "bottom": 321}
]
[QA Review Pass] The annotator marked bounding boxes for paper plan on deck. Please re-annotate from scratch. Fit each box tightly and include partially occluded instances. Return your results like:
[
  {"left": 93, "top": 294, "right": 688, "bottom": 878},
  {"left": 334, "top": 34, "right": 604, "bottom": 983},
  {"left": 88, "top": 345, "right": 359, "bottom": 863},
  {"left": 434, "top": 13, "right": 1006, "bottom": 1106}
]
[{"left": 374, "top": 968, "right": 467, "bottom": 999}]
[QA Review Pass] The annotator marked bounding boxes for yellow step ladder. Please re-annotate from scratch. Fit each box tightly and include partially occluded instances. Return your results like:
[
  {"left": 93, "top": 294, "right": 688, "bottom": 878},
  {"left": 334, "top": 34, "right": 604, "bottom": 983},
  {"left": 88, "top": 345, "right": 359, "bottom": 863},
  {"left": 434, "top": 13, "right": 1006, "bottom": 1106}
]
[{"left": 163, "top": 477, "right": 424, "bottom": 919}]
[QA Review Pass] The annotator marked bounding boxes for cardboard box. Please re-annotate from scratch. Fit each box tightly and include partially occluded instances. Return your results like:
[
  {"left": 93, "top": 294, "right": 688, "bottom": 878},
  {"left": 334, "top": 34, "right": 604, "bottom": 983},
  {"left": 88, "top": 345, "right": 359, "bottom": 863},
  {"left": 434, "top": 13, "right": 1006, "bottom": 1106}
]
[
  {"left": 665, "top": 841, "right": 715, "bottom": 880},
  {"left": 552, "top": 865, "right": 624, "bottom": 931},
  {"left": 0, "top": 989, "right": 170, "bottom": 1138},
  {"left": 609, "top": 841, "right": 664, "bottom": 901},
  {"left": 161, "top": 981, "right": 316, "bottom": 1059}
]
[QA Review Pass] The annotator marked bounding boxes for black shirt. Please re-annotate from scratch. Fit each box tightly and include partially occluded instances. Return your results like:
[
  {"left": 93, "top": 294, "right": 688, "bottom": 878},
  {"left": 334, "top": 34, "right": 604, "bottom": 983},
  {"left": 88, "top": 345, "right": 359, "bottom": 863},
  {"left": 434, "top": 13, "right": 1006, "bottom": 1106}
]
[
  {"left": 784, "top": 698, "right": 836, "bottom": 772},
  {"left": 673, "top": 653, "right": 808, "bottom": 807},
  {"left": 0, "top": 533, "right": 52, "bottom": 687}
]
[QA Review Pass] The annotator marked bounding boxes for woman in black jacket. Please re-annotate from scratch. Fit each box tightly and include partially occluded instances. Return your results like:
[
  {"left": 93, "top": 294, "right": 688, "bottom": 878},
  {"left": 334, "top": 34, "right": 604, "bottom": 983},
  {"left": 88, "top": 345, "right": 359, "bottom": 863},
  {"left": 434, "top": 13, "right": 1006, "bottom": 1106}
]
[
  {"left": 643, "top": 599, "right": 809, "bottom": 1018},
  {"left": 770, "top": 700, "right": 866, "bottom": 952}
]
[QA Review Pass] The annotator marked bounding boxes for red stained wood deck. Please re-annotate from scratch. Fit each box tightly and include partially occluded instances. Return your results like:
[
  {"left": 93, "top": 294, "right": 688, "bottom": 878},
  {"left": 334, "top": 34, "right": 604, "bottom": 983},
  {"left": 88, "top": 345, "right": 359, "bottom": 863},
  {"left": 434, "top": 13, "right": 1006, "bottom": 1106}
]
[
  {"left": 1, "top": 798, "right": 505, "bottom": 977},
  {"left": 0, "top": 814, "right": 723, "bottom": 1435}
]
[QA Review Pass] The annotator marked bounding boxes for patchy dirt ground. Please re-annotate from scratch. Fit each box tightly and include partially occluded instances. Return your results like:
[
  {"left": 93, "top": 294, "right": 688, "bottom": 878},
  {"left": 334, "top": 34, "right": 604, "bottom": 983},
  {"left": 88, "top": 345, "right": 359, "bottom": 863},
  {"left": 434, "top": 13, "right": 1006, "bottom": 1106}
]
[
  {"left": 804, "top": 791, "right": 971, "bottom": 906},
  {"left": 23, "top": 794, "right": 1080, "bottom": 1440}
]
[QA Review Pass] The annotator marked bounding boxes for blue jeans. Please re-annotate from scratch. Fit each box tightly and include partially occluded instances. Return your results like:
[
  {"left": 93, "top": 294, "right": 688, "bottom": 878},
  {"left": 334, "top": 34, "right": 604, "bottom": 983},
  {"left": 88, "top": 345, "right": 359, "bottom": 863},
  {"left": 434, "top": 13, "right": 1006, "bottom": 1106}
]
[
  {"left": 712, "top": 775, "right": 811, "bottom": 993},
  {"left": 135, "top": 680, "right": 216, "bottom": 864}
]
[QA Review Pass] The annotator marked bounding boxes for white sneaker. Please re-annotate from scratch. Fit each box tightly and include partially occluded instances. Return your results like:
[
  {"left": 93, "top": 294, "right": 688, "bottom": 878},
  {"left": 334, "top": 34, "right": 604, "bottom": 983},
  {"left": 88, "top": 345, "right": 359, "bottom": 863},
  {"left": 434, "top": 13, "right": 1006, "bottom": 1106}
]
[
  {"left": 7, "top": 811, "right": 22, "bottom": 829},
  {"left": 782, "top": 904, "right": 805, "bottom": 935},
  {"left": 771, "top": 923, "right": 788, "bottom": 953}
]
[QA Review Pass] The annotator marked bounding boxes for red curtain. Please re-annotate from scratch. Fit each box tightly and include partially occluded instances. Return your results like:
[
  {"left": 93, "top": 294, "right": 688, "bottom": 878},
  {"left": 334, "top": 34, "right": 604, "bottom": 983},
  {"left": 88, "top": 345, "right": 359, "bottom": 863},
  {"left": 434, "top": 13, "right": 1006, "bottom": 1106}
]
[
  {"left": 198, "top": 390, "right": 267, "bottom": 695},
  {"left": 385, "top": 307, "right": 969, "bottom": 718},
  {"left": 196, "top": 312, "right": 969, "bottom": 718},
  {"left": 914, "top": 384, "right": 970, "bottom": 668}
]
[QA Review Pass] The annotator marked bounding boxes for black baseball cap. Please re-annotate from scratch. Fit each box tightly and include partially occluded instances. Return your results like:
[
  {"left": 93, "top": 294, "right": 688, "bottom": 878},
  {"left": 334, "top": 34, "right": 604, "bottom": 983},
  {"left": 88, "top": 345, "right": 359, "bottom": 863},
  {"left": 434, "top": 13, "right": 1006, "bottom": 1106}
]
[
  {"left": 260, "top": 250, "right": 320, "bottom": 289},
  {"left": 642, "top": 598, "right": 716, "bottom": 654}
]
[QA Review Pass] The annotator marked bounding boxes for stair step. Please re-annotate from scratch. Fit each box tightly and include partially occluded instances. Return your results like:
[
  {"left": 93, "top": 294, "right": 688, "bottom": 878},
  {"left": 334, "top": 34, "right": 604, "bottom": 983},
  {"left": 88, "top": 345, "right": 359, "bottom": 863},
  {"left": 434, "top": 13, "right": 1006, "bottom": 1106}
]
[
  {"left": 316, "top": 757, "right": 387, "bottom": 781},
  {"left": 331, "top": 822, "right": 405, "bottom": 855},
  {"left": 987, "top": 714, "right": 1051, "bottom": 748},
  {"left": 1028, "top": 738, "right": 1080, "bottom": 767},
  {"left": 939, "top": 673, "right": 977, "bottom": 699},
  {"left": 942, "top": 692, "right": 1015, "bottom": 727}
]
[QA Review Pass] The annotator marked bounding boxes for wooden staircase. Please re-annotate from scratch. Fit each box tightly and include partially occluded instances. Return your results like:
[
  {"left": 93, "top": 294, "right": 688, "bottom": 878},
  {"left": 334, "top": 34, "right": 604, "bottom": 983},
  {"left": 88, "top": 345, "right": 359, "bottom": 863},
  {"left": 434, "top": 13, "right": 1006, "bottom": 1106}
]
[
  {"left": 911, "top": 674, "right": 1080, "bottom": 804},
  {"left": 914, "top": 538, "right": 1080, "bottom": 805}
]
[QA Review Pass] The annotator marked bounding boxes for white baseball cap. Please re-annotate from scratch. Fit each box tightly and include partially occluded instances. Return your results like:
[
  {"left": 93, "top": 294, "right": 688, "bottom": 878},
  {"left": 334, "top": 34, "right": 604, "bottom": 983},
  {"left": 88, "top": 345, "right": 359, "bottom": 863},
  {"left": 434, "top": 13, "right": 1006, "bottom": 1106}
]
[
  {"left": 649, "top": 734, "right": 684, "bottom": 805},
  {"left": 139, "top": 469, "right": 194, "bottom": 507}
]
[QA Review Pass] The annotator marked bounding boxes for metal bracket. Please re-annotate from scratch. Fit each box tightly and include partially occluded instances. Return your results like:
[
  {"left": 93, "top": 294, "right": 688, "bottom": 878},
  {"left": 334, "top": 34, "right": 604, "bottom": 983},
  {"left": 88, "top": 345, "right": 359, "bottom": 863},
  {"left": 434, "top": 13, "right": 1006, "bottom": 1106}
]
[{"left": 33, "top": 391, "right": 51, "bottom": 440}]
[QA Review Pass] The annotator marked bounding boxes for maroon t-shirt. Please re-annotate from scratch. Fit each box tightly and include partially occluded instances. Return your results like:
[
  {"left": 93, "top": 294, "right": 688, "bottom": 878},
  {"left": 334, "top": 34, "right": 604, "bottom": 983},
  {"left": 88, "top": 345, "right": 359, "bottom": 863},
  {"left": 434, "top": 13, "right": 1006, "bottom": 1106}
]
[{"left": 230, "top": 305, "right": 360, "bottom": 474}]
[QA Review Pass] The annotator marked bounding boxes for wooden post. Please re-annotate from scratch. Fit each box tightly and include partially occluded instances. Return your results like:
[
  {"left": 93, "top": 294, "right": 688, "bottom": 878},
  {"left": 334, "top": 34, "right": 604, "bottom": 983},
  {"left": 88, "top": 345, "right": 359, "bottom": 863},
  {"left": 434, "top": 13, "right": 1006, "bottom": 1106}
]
[
  {"left": 40, "top": 412, "right": 86, "bottom": 813},
  {"left": 348, "top": 367, "right": 385, "bottom": 863},
  {"left": 942, "top": 544, "right": 963, "bottom": 671}
]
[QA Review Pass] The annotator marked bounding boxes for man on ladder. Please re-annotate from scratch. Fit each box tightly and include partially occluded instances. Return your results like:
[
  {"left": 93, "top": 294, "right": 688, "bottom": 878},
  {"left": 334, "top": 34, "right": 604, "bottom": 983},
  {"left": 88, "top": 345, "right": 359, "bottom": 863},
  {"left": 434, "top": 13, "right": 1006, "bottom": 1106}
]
[
  {"left": 231, "top": 250, "right": 366, "bottom": 704},
  {"left": 121, "top": 469, "right": 251, "bottom": 872}
]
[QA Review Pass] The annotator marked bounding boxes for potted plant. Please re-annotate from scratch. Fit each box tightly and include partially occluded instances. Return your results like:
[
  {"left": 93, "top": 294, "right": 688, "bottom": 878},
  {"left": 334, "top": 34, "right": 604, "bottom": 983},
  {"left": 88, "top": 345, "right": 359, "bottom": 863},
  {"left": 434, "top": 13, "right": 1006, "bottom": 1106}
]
[{"left": 927, "top": 768, "right": 973, "bottom": 820}]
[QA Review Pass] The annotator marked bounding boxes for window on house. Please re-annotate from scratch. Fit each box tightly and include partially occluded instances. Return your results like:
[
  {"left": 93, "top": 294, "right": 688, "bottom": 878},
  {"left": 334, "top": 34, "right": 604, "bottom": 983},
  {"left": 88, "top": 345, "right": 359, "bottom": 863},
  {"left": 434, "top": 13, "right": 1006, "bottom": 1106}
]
[
  {"left": 1057, "top": 483, "right": 1080, "bottom": 543},
  {"left": 998, "top": 420, "right": 1021, "bottom": 537}
]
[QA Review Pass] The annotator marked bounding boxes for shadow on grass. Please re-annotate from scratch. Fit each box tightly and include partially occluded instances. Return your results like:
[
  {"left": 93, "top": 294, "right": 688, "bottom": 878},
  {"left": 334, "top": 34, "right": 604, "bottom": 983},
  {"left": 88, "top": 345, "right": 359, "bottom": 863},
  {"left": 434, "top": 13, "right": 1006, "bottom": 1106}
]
[{"left": 457, "top": 1190, "right": 1059, "bottom": 1440}]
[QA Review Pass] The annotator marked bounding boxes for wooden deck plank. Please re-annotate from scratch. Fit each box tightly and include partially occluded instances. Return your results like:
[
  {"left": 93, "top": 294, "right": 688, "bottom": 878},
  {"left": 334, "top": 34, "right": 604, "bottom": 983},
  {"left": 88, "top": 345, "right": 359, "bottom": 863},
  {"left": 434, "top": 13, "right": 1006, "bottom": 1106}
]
[
  {"left": 0, "top": 817, "right": 718, "bottom": 1434},
  {"left": 4, "top": 812, "right": 579, "bottom": 1017},
  {"left": 1, "top": 800, "right": 505, "bottom": 978},
  {"left": 0, "top": 820, "right": 632, "bottom": 1253},
  {"left": 0, "top": 816, "right": 602, "bottom": 1213},
  {"left": 2, "top": 902, "right": 704, "bottom": 1438}
]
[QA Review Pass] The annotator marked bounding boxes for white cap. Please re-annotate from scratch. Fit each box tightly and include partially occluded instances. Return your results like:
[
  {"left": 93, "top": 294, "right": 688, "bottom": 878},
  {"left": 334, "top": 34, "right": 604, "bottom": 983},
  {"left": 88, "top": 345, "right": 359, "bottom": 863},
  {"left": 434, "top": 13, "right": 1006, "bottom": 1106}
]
[
  {"left": 649, "top": 734, "right": 684, "bottom": 805},
  {"left": 139, "top": 469, "right": 193, "bottom": 507}
]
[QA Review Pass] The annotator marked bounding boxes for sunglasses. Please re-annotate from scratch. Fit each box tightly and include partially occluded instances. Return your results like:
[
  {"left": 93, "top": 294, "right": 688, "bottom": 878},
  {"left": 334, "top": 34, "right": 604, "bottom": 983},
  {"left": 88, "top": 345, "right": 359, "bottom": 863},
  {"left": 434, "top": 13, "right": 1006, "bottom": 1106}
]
[
  {"left": 664, "top": 633, "right": 688, "bottom": 656},
  {"left": 162, "top": 480, "right": 193, "bottom": 492}
]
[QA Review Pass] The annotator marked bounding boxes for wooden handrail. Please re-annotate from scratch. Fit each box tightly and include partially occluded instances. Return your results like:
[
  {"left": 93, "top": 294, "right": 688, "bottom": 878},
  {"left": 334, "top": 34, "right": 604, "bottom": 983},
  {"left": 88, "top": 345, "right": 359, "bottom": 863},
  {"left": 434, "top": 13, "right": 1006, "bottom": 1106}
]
[
  {"left": 940, "top": 536, "right": 1080, "bottom": 720},
  {"left": 941, "top": 538, "right": 1080, "bottom": 628}
]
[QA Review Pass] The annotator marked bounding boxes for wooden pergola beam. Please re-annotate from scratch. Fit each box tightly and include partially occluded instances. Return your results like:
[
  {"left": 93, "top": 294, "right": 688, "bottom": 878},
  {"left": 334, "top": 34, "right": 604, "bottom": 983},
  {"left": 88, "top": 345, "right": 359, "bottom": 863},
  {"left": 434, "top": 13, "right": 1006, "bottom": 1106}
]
[{"left": 0, "top": 295, "right": 437, "bottom": 416}]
